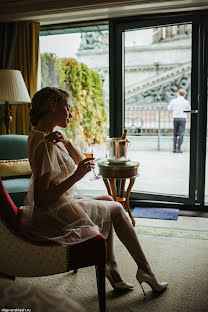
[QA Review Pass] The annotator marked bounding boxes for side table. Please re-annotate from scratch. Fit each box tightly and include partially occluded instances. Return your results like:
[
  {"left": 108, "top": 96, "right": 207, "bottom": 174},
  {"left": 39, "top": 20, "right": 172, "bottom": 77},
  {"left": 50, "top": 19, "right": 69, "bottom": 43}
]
[{"left": 98, "top": 160, "right": 139, "bottom": 226}]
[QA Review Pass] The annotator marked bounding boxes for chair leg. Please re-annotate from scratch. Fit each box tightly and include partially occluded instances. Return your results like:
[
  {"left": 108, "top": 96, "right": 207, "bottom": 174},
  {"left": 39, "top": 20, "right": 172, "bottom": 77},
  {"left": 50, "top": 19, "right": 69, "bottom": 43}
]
[
  {"left": 73, "top": 269, "right": 78, "bottom": 274},
  {"left": 95, "top": 264, "right": 106, "bottom": 312}
]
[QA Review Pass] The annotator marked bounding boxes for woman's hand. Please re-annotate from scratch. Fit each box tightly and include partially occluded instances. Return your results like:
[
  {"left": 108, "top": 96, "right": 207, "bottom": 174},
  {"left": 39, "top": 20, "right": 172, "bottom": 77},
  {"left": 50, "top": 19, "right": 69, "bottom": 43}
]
[
  {"left": 45, "top": 131, "right": 84, "bottom": 165},
  {"left": 45, "top": 131, "right": 68, "bottom": 144},
  {"left": 73, "top": 158, "right": 95, "bottom": 181}
]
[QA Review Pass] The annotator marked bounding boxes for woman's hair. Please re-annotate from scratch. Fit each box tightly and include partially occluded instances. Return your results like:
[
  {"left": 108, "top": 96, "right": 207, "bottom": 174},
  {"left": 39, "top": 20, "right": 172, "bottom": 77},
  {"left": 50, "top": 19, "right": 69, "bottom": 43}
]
[{"left": 29, "top": 87, "right": 69, "bottom": 126}]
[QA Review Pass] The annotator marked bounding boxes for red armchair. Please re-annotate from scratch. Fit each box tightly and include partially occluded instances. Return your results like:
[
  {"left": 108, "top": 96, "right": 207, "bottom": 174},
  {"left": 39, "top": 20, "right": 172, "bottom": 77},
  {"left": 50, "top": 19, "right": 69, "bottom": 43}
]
[{"left": 0, "top": 178, "right": 107, "bottom": 312}]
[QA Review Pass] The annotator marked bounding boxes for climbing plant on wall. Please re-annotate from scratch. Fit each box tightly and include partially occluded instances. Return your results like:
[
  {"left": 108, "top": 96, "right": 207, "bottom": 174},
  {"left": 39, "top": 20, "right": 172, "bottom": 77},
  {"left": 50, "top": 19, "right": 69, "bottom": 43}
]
[{"left": 41, "top": 54, "right": 107, "bottom": 144}]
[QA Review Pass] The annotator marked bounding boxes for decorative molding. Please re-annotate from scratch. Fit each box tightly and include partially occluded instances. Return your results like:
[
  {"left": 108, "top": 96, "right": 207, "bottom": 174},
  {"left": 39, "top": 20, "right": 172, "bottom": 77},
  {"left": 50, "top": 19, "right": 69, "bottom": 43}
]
[
  {"left": 125, "top": 64, "right": 175, "bottom": 72},
  {"left": 125, "top": 61, "right": 191, "bottom": 106},
  {"left": 0, "top": 0, "right": 208, "bottom": 24},
  {"left": 125, "top": 62, "right": 191, "bottom": 99},
  {"left": 126, "top": 72, "right": 191, "bottom": 106}
]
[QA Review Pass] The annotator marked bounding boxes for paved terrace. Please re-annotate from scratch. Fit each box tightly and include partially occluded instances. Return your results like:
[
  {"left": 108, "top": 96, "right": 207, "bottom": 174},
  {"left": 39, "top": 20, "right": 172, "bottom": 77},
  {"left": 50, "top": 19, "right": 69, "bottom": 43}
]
[{"left": 76, "top": 136, "right": 208, "bottom": 202}]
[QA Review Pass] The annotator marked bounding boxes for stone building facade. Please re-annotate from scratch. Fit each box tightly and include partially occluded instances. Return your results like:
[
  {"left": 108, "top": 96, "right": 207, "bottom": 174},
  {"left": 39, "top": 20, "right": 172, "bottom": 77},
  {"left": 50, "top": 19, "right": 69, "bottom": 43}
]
[{"left": 76, "top": 25, "right": 192, "bottom": 133}]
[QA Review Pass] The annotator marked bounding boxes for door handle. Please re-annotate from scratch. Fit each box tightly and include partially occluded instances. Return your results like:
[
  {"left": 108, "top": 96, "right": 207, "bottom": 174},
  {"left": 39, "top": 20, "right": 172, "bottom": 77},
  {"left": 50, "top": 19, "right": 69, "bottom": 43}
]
[{"left": 183, "top": 110, "right": 198, "bottom": 113}]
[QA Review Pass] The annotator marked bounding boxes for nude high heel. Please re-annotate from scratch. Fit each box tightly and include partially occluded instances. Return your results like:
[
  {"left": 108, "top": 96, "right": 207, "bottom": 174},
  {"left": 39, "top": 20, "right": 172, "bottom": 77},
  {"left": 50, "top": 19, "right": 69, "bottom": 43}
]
[
  {"left": 105, "top": 266, "right": 134, "bottom": 290},
  {"left": 136, "top": 269, "right": 168, "bottom": 296}
]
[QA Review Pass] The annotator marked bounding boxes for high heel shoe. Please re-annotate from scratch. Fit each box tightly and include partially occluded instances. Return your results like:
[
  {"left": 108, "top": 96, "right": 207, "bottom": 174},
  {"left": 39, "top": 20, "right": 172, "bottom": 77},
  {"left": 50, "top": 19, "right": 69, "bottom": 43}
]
[
  {"left": 105, "top": 266, "right": 134, "bottom": 290},
  {"left": 136, "top": 269, "right": 168, "bottom": 296}
]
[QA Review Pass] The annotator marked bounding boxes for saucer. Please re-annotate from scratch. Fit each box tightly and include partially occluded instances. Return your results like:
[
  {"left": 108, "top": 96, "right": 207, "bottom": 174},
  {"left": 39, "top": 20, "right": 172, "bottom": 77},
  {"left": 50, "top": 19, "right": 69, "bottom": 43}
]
[{"left": 108, "top": 158, "right": 130, "bottom": 164}]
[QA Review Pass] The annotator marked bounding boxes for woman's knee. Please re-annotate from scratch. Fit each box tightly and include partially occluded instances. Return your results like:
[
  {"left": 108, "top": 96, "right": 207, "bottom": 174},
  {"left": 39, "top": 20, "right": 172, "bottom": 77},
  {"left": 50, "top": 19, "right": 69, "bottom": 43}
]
[
  {"left": 104, "top": 195, "right": 114, "bottom": 201},
  {"left": 110, "top": 202, "right": 125, "bottom": 218},
  {"left": 93, "top": 194, "right": 114, "bottom": 201}
]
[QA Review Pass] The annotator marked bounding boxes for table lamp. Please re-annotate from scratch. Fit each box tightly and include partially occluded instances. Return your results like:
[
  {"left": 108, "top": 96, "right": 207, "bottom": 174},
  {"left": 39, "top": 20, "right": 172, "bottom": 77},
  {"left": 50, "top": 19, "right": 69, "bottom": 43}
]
[{"left": 0, "top": 69, "right": 31, "bottom": 134}]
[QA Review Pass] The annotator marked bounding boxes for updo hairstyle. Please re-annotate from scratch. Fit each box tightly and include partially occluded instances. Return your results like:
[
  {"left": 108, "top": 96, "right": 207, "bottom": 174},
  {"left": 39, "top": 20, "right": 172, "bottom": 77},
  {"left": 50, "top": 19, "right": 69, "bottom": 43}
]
[{"left": 29, "top": 87, "right": 69, "bottom": 126}]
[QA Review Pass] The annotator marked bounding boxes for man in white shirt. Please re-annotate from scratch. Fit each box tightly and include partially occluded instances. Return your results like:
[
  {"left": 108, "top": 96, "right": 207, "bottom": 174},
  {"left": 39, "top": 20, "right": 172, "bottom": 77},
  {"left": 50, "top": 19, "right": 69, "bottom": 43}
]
[{"left": 167, "top": 88, "right": 190, "bottom": 153}]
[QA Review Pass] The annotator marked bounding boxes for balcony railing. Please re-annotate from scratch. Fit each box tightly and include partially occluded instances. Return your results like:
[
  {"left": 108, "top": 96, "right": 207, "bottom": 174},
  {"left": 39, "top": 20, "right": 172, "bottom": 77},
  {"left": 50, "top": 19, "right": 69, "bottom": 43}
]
[
  {"left": 125, "top": 106, "right": 191, "bottom": 150},
  {"left": 125, "top": 106, "right": 191, "bottom": 136}
]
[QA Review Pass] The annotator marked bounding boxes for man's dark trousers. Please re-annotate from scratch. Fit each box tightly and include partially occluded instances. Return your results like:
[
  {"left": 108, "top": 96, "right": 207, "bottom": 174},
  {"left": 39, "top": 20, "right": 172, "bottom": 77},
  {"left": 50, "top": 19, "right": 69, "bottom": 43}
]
[{"left": 173, "top": 118, "right": 186, "bottom": 152}]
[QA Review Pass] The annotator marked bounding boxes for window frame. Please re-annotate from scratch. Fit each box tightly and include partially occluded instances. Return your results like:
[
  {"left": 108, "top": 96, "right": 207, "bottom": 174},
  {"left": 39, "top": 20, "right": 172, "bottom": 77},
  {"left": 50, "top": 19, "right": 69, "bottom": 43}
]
[{"left": 40, "top": 9, "right": 208, "bottom": 211}]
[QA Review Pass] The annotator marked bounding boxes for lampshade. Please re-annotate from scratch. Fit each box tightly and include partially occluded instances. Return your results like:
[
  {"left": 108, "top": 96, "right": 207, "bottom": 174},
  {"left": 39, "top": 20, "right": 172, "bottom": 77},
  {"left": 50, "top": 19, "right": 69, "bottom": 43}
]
[{"left": 0, "top": 69, "right": 31, "bottom": 104}]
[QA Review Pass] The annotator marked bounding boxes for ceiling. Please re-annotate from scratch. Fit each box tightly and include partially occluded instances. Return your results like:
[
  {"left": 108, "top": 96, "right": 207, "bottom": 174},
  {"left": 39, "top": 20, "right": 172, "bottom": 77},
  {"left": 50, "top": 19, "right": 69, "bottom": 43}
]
[{"left": 0, "top": 0, "right": 208, "bottom": 25}]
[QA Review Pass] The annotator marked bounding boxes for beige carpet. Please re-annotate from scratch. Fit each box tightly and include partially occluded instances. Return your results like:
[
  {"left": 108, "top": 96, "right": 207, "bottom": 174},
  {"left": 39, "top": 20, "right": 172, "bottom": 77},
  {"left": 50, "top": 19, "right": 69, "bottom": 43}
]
[{"left": 17, "top": 216, "right": 208, "bottom": 312}]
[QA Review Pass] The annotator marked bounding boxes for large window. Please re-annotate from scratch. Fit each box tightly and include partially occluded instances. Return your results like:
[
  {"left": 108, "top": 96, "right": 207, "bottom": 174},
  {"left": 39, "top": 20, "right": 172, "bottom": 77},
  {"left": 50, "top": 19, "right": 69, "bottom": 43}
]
[
  {"left": 39, "top": 13, "right": 208, "bottom": 210},
  {"left": 40, "top": 25, "right": 109, "bottom": 194}
]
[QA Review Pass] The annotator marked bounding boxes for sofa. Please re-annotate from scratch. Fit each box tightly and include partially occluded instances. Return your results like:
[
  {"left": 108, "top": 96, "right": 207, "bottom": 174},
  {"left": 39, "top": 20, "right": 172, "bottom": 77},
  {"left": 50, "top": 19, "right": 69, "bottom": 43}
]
[{"left": 0, "top": 134, "right": 31, "bottom": 206}]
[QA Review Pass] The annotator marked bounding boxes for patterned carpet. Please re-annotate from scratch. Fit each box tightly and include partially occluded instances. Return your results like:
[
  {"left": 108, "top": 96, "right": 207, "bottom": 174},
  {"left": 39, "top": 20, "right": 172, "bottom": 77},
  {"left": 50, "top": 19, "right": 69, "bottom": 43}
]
[{"left": 17, "top": 218, "right": 208, "bottom": 312}]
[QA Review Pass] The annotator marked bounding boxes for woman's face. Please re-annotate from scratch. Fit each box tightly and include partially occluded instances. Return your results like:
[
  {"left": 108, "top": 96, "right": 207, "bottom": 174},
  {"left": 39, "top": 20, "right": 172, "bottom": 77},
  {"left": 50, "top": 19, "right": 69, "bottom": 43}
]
[{"left": 54, "top": 96, "right": 72, "bottom": 128}]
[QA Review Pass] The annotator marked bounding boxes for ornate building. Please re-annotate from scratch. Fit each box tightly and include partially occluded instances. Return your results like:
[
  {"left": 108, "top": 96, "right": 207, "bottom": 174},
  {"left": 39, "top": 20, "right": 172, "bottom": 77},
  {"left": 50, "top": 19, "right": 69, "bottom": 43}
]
[{"left": 76, "top": 25, "right": 191, "bottom": 109}]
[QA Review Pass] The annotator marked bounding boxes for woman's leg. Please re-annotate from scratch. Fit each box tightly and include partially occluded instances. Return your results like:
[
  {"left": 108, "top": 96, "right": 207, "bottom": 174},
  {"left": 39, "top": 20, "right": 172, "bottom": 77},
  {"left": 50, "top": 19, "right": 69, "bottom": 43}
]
[
  {"left": 104, "top": 200, "right": 154, "bottom": 276},
  {"left": 91, "top": 196, "right": 167, "bottom": 292},
  {"left": 92, "top": 195, "right": 124, "bottom": 282},
  {"left": 92, "top": 195, "right": 153, "bottom": 278},
  {"left": 106, "top": 202, "right": 168, "bottom": 293}
]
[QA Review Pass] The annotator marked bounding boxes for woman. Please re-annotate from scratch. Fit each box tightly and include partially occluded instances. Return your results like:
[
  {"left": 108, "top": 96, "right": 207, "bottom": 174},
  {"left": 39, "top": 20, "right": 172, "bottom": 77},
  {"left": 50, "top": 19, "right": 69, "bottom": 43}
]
[{"left": 21, "top": 87, "right": 168, "bottom": 295}]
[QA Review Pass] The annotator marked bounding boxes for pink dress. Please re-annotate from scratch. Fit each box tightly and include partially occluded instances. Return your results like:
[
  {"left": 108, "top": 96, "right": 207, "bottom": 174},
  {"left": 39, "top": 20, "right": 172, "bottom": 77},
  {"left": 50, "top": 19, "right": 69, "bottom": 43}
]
[{"left": 20, "top": 129, "right": 111, "bottom": 245}]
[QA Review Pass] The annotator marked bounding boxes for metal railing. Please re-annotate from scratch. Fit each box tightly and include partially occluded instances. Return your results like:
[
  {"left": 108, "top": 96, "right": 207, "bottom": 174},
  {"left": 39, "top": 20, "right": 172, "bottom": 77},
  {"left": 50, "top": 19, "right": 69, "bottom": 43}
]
[
  {"left": 125, "top": 106, "right": 191, "bottom": 150},
  {"left": 125, "top": 106, "right": 191, "bottom": 135}
]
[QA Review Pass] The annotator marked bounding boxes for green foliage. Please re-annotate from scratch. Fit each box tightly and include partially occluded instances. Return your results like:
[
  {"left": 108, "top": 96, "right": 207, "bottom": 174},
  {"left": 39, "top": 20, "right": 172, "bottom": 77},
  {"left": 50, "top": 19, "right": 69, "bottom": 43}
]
[{"left": 41, "top": 53, "right": 107, "bottom": 144}]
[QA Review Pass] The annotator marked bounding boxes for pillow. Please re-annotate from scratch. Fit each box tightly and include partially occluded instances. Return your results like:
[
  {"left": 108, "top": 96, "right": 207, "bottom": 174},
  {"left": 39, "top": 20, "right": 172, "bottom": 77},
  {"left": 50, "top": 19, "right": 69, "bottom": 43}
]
[{"left": 0, "top": 158, "right": 32, "bottom": 178}]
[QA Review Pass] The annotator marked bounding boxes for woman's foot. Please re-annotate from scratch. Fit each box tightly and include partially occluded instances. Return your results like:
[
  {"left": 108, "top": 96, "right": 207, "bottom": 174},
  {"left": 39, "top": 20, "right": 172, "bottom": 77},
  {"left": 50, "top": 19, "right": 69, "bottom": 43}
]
[
  {"left": 105, "top": 265, "right": 134, "bottom": 290},
  {"left": 136, "top": 266, "right": 168, "bottom": 296}
]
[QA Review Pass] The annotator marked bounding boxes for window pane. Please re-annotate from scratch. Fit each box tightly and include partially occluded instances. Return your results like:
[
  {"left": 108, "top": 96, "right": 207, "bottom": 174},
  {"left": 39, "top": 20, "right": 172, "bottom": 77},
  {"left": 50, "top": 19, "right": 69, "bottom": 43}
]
[
  {"left": 40, "top": 28, "right": 109, "bottom": 195},
  {"left": 124, "top": 24, "right": 192, "bottom": 197}
]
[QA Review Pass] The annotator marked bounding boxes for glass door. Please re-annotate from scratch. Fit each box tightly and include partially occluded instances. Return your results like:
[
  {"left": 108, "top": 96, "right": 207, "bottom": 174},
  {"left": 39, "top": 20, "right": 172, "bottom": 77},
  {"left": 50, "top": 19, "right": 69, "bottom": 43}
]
[{"left": 110, "top": 14, "right": 200, "bottom": 205}]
